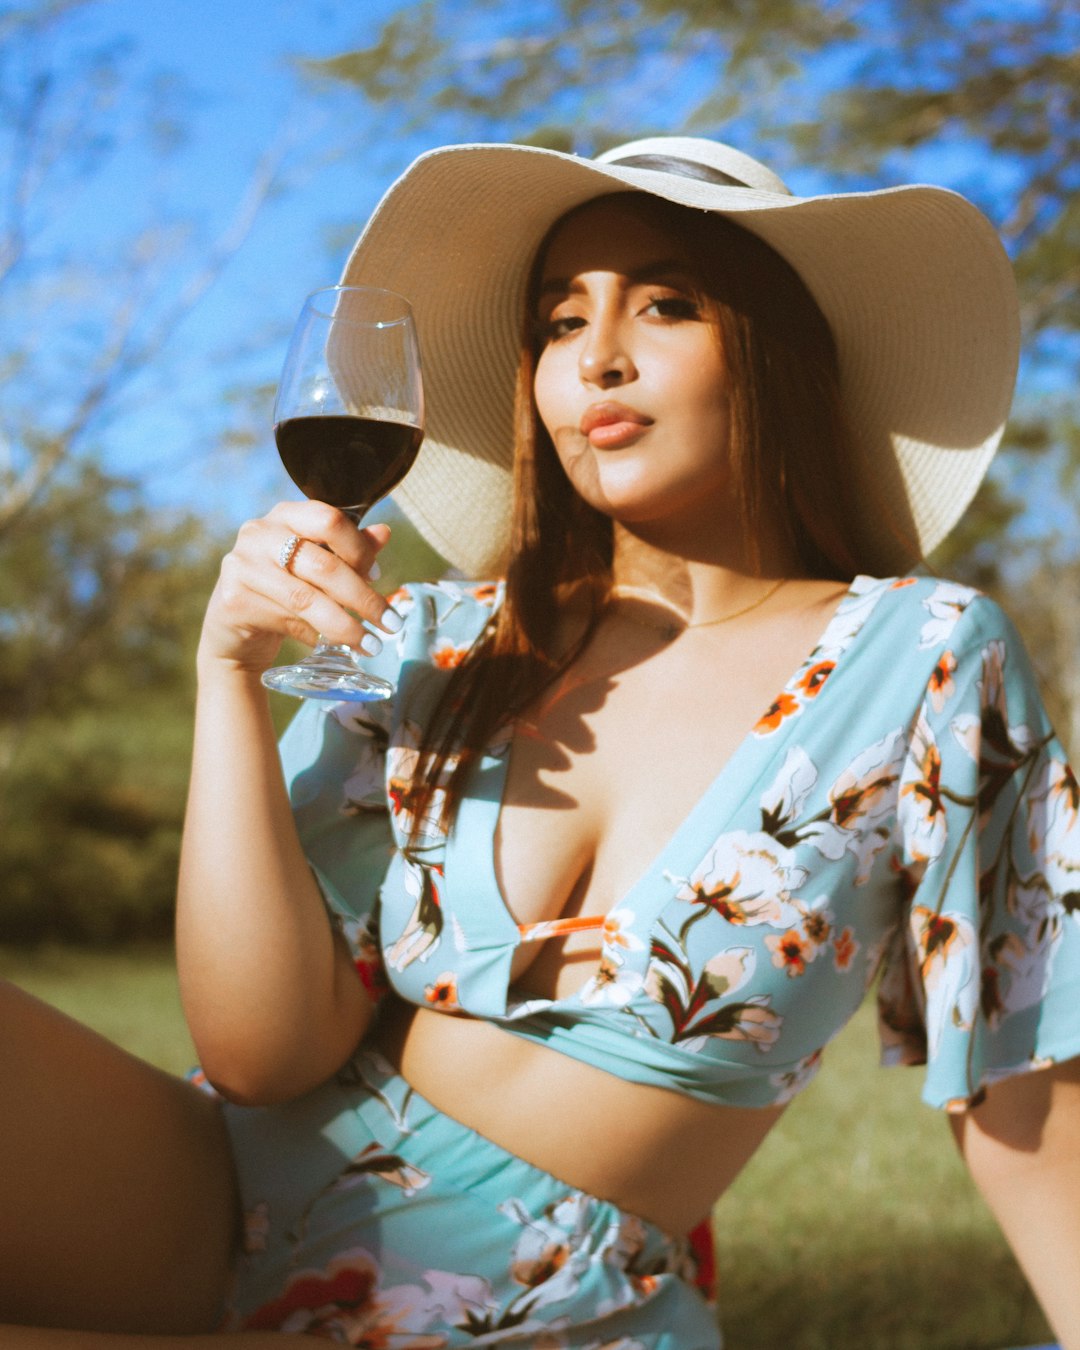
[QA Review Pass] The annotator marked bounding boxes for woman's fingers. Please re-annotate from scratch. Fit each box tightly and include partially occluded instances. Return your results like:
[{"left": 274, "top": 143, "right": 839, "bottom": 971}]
[
  {"left": 262, "top": 504, "right": 399, "bottom": 632},
  {"left": 199, "top": 503, "right": 403, "bottom": 673}
]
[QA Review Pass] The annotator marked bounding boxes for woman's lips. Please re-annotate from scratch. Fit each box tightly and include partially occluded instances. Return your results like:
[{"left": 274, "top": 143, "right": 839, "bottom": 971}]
[{"left": 580, "top": 401, "right": 653, "bottom": 449}]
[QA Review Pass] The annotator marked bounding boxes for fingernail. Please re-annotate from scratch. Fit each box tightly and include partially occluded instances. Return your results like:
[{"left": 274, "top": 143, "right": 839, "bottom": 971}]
[
  {"left": 381, "top": 608, "right": 404, "bottom": 633},
  {"left": 369, "top": 561, "right": 382, "bottom": 581},
  {"left": 359, "top": 632, "right": 383, "bottom": 656}
]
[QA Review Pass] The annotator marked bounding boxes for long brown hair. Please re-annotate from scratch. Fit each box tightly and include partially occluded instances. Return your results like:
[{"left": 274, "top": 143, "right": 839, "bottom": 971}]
[{"left": 407, "top": 192, "right": 864, "bottom": 840}]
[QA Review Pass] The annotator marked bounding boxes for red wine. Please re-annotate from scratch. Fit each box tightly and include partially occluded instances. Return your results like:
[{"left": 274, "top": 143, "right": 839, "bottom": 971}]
[{"left": 274, "top": 415, "right": 424, "bottom": 516}]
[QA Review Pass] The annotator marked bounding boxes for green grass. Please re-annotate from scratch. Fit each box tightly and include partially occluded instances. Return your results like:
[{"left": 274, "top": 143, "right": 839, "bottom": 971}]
[
  {"left": 0, "top": 948, "right": 1053, "bottom": 1349},
  {"left": 0, "top": 943, "right": 196, "bottom": 1075},
  {"left": 714, "top": 1003, "right": 1054, "bottom": 1349}
]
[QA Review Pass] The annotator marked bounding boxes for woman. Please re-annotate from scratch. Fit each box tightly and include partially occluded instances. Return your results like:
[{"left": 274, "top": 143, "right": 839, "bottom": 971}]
[{"left": 3, "top": 137, "right": 1079, "bottom": 1348}]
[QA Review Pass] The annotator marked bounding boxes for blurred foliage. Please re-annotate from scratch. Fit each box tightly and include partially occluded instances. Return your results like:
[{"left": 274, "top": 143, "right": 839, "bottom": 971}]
[{"left": 0, "top": 462, "right": 223, "bottom": 942}]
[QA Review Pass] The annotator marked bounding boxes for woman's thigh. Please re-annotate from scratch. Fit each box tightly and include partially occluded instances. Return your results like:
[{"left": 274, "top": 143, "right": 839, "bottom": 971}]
[{"left": 0, "top": 981, "right": 238, "bottom": 1333}]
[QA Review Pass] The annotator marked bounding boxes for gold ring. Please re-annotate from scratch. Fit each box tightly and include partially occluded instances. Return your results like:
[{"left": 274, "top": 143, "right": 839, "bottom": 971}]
[{"left": 277, "top": 534, "right": 304, "bottom": 571}]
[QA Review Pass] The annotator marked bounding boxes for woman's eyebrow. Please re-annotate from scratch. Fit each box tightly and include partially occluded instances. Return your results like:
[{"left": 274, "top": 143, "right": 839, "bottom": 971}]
[{"left": 536, "top": 258, "right": 696, "bottom": 300}]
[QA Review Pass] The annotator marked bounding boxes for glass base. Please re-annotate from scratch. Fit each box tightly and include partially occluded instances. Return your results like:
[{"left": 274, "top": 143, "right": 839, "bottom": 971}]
[{"left": 260, "top": 644, "right": 393, "bottom": 702}]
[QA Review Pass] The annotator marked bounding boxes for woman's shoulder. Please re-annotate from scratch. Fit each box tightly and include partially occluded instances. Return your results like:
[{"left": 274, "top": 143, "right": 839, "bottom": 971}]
[{"left": 849, "top": 572, "right": 1016, "bottom": 650}]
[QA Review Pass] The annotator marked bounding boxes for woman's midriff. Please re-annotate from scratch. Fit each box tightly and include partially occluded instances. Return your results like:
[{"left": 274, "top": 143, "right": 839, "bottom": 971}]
[{"left": 372, "top": 998, "right": 786, "bottom": 1234}]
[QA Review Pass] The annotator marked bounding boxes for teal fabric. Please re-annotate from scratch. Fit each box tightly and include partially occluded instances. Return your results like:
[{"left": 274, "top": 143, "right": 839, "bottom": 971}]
[
  {"left": 281, "top": 576, "right": 1080, "bottom": 1112},
  {"left": 219, "top": 1050, "right": 717, "bottom": 1344}
]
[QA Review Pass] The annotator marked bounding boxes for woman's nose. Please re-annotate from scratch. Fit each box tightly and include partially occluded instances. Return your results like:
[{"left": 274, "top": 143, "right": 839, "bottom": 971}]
[{"left": 578, "top": 317, "right": 636, "bottom": 387}]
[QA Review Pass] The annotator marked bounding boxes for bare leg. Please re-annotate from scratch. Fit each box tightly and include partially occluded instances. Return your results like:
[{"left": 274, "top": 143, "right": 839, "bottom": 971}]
[
  {"left": 0, "top": 1333, "right": 318, "bottom": 1348},
  {"left": 0, "top": 981, "right": 238, "bottom": 1333}
]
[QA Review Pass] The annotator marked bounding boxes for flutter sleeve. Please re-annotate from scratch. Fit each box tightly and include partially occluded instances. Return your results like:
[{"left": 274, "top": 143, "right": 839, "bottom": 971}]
[
  {"left": 878, "top": 594, "right": 1080, "bottom": 1111},
  {"left": 275, "top": 591, "right": 420, "bottom": 1003}
]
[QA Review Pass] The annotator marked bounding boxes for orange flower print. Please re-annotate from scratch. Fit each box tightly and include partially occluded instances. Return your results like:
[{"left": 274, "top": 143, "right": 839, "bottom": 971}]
[
  {"left": 890, "top": 577, "right": 918, "bottom": 590},
  {"left": 580, "top": 952, "right": 645, "bottom": 1008},
  {"left": 765, "top": 928, "right": 813, "bottom": 977},
  {"left": 833, "top": 927, "right": 859, "bottom": 971},
  {"left": 467, "top": 581, "right": 500, "bottom": 605},
  {"left": 423, "top": 972, "right": 459, "bottom": 1009},
  {"left": 601, "top": 906, "right": 645, "bottom": 957},
  {"left": 928, "top": 650, "right": 957, "bottom": 713},
  {"left": 809, "top": 730, "right": 906, "bottom": 882},
  {"left": 430, "top": 637, "right": 470, "bottom": 669},
  {"left": 797, "top": 660, "right": 835, "bottom": 699},
  {"left": 899, "top": 711, "right": 947, "bottom": 864},
  {"left": 501, "top": 1193, "right": 592, "bottom": 1309},
  {"left": 912, "top": 907, "right": 960, "bottom": 977},
  {"left": 800, "top": 909, "right": 832, "bottom": 948},
  {"left": 386, "top": 720, "right": 454, "bottom": 839},
  {"left": 675, "top": 831, "right": 805, "bottom": 929},
  {"left": 909, "top": 903, "right": 978, "bottom": 1056},
  {"left": 754, "top": 691, "right": 800, "bottom": 736}
]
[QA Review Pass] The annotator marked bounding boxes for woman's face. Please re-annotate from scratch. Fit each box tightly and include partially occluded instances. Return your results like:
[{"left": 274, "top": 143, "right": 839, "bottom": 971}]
[{"left": 532, "top": 196, "right": 729, "bottom": 531}]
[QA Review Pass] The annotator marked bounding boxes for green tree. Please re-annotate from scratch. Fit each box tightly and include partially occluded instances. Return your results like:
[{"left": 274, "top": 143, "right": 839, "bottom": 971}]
[{"left": 0, "top": 459, "right": 224, "bottom": 941}]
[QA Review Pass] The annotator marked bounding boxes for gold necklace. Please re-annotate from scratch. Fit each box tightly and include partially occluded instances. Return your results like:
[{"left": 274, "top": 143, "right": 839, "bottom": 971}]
[{"left": 608, "top": 577, "right": 787, "bottom": 642}]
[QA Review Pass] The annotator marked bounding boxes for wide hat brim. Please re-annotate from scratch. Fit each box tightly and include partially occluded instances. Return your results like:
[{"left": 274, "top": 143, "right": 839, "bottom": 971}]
[{"left": 340, "top": 138, "right": 1020, "bottom": 578}]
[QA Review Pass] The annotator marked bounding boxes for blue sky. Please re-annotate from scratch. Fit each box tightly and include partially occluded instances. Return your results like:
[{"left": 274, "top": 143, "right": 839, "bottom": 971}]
[
  {"left": 26, "top": 0, "right": 773, "bottom": 525},
  {"left": 22, "top": 0, "right": 426, "bottom": 519},
  {"left": 8, "top": 0, "right": 1075, "bottom": 548}
]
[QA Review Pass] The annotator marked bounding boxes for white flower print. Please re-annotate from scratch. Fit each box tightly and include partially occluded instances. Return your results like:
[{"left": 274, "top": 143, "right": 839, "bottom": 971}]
[
  {"left": 235, "top": 1245, "right": 488, "bottom": 1342},
  {"left": 978, "top": 638, "right": 1040, "bottom": 758},
  {"left": 1026, "top": 757, "right": 1080, "bottom": 903},
  {"left": 982, "top": 931, "right": 1054, "bottom": 1028},
  {"left": 950, "top": 712, "right": 981, "bottom": 763},
  {"left": 760, "top": 746, "right": 818, "bottom": 833},
  {"left": 578, "top": 952, "right": 646, "bottom": 1008},
  {"left": 386, "top": 719, "right": 452, "bottom": 841},
  {"left": 1006, "top": 871, "right": 1064, "bottom": 960},
  {"left": 814, "top": 576, "right": 891, "bottom": 655},
  {"left": 898, "top": 709, "right": 948, "bottom": 866},
  {"left": 701, "top": 946, "right": 757, "bottom": 997},
  {"left": 918, "top": 580, "right": 978, "bottom": 649},
  {"left": 601, "top": 907, "right": 646, "bottom": 958},
  {"left": 769, "top": 1049, "right": 824, "bottom": 1104},
  {"left": 801, "top": 729, "right": 906, "bottom": 883},
  {"left": 909, "top": 905, "right": 978, "bottom": 1057},
  {"left": 673, "top": 830, "right": 806, "bottom": 928},
  {"left": 385, "top": 859, "right": 443, "bottom": 971},
  {"left": 645, "top": 944, "right": 755, "bottom": 1011},
  {"left": 499, "top": 1193, "right": 594, "bottom": 1312}
]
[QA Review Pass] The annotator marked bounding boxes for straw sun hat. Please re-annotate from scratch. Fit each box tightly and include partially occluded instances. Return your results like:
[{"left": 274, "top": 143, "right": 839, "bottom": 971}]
[{"left": 339, "top": 136, "right": 1020, "bottom": 579}]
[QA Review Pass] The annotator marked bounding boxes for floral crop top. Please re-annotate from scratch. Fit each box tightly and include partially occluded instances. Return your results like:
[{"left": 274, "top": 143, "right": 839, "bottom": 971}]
[{"left": 279, "top": 576, "right": 1080, "bottom": 1112}]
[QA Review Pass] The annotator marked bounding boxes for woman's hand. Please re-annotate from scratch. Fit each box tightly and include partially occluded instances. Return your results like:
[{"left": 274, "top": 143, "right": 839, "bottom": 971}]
[{"left": 198, "top": 500, "right": 399, "bottom": 678}]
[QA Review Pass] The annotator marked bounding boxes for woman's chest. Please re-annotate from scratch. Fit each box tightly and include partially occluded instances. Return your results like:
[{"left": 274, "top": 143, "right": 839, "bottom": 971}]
[{"left": 494, "top": 625, "right": 824, "bottom": 956}]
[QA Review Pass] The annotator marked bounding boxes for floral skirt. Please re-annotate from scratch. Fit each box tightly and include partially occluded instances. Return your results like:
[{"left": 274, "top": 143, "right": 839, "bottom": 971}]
[{"left": 215, "top": 1049, "right": 720, "bottom": 1348}]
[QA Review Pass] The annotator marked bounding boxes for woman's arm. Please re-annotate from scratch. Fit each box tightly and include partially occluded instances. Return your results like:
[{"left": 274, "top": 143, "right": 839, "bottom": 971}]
[
  {"left": 176, "top": 501, "right": 396, "bottom": 1105},
  {"left": 950, "top": 1057, "right": 1080, "bottom": 1350}
]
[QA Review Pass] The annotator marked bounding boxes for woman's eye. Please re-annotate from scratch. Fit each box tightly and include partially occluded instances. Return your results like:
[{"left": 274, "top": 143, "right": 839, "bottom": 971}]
[
  {"left": 644, "top": 294, "right": 701, "bottom": 320},
  {"left": 539, "top": 313, "right": 585, "bottom": 342}
]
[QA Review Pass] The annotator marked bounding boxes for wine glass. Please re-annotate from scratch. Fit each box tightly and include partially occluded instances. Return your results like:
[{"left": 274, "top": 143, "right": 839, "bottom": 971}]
[{"left": 261, "top": 285, "right": 424, "bottom": 702}]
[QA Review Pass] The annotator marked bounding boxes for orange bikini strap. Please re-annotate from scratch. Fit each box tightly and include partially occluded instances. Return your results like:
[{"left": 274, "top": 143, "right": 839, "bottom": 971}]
[{"left": 517, "top": 914, "right": 607, "bottom": 943}]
